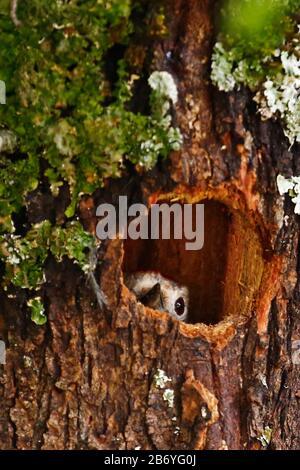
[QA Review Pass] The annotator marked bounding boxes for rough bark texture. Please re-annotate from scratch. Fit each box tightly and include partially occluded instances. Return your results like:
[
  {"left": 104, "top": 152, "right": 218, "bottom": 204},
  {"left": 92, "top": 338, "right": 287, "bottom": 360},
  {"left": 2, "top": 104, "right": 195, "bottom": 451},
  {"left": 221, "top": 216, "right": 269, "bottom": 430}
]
[{"left": 1, "top": 0, "right": 300, "bottom": 450}]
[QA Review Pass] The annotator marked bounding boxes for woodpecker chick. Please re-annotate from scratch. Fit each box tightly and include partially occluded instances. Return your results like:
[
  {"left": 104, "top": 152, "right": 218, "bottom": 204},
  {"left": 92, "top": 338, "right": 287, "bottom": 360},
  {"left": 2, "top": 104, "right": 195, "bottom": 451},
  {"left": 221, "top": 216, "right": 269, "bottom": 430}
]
[{"left": 125, "top": 271, "right": 188, "bottom": 322}]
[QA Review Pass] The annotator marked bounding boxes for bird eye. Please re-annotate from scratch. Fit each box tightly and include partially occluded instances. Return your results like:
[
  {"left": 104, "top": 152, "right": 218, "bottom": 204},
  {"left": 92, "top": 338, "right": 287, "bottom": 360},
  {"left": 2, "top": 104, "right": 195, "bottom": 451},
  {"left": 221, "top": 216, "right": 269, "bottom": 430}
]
[{"left": 174, "top": 297, "right": 185, "bottom": 316}]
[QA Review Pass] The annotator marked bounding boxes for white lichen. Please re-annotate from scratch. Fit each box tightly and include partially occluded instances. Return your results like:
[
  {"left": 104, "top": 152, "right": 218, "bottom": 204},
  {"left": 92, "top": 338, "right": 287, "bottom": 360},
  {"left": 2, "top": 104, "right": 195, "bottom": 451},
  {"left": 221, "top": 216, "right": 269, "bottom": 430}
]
[
  {"left": 211, "top": 24, "right": 300, "bottom": 146},
  {"left": 254, "top": 39, "right": 300, "bottom": 146},
  {"left": 153, "top": 368, "right": 172, "bottom": 389},
  {"left": 281, "top": 50, "right": 300, "bottom": 76},
  {"left": 7, "top": 252, "right": 20, "bottom": 265},
  {"left": 201, "top": 405, "right": 209, "bottom": 419},
  {"left": 163, "top": 388, "right": 175, "bottom": 408},
  {"left": 277, "top": 174, "right": 295, "bottom": 195},
  {"left": 136, "top": 71, "right": 182, "bottom": 170},
  {"left": 255, "top": 58, "right": 300, "bottom": 145},
  {"left": 211, "top": 42, "right": 263, "bottom": 92},
  {"left": 211, "top": 42, "right": 236, "bottom": 92},
  {"left": 148, "top": 71, "right": 178, "bottom": 104},
  {"left": 277, "top": 174, "right": 300, "bottom": 214}
]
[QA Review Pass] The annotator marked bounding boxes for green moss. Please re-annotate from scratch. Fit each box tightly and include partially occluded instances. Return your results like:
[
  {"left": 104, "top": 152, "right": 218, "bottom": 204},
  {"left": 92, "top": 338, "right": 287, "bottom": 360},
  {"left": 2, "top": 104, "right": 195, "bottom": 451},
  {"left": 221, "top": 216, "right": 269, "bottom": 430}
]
[
  {"left": 220, "top": 0, "right": 298, "bottom": 58},
  {"left": 0, "top": 219, "right": 95, "bottom": 321},
  {"left": 212, "top": 1, "right": 299, "bottom": 91},
  {"left": 0, "top": 221, "right": 51, "bottom": 289},
  {"left": 0, "top": 220, "right": 94, "bottom": 289},
  {"left": 0, "top": 0, "right": 178, "bottom": 221},
  {"left": 28, "top": 297, "right": 47, "bottom": 325},
  {"left": 50, "top": 221, "right": 95, "bottom": 272},
  {"left": 0, "top": 1, "right": 180, "bottom": 323}
]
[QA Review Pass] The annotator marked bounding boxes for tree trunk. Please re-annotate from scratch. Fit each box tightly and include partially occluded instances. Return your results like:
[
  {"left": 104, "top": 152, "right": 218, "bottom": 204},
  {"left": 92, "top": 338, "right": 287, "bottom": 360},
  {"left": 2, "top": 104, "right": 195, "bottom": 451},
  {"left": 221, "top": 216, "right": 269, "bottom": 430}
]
[{"left": 1, "top": 0, "right": 300, "bottom": 450}]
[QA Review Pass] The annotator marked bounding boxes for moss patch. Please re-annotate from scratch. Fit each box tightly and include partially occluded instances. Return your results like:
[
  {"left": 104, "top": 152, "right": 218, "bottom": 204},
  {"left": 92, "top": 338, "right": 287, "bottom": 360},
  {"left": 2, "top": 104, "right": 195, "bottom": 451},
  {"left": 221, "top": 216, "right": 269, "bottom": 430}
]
[{"left": 0, "top": 0, "right": 181, "bottom": 321}]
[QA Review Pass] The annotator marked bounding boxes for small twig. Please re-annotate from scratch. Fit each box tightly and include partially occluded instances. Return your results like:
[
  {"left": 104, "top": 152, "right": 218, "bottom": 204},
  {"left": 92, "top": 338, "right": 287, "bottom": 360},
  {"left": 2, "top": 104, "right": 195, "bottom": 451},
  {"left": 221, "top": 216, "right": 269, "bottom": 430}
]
[
  {"left": 10, "top": 0, "right": 22, "bottom": 27},
  {"left": 86, "top": 244, "right": 108, "bottom": 309},
  {"left": 88, "top": 271, "right": 108, "bottom": 310}
]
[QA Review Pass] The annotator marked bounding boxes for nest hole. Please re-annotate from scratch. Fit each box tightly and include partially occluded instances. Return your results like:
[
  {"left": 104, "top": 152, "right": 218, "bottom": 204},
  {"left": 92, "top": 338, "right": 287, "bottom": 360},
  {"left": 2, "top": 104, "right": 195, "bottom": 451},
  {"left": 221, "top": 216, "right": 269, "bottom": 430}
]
[{"left": 123, "top": 199, "right": 265, "bottom": 325}]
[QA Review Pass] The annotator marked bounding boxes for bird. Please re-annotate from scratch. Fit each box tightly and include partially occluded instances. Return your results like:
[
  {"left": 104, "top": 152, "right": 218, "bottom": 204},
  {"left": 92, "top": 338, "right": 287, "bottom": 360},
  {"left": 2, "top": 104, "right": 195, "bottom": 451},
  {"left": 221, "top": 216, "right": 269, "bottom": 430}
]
[{"left": 125, "top": 271, "right": 188, "bottom": 322}]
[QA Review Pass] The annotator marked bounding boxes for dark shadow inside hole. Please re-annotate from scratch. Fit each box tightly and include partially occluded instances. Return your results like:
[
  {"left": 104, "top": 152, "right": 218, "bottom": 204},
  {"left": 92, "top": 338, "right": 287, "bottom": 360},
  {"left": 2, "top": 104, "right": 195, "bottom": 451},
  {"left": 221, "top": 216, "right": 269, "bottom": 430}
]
[
  {"left": 123, "top": 200, "right": 229, "bottom": 324},
  {"left": 123, "top": 199, "right": 265, "bottom": 326}
]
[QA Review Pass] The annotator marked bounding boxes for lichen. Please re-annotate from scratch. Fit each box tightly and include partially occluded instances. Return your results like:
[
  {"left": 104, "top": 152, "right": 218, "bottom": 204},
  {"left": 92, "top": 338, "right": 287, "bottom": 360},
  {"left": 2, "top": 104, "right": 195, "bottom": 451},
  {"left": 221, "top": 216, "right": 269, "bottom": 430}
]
[
  {"left": 257, "top": 426, "right": 272, "bottom": 447},
  {"left": 148, "top": 71, "right": 178, "bottom": 104},
  {"left": 163, "top": 388, "right": 175, "bottom": 408},
  {"left": 211, "top": 0, "right": 300, "bottom": 145},
  {"left": 0, "top": 1, "right": 180, "bottom": 221},
  {"left": 0, "top": 220, "right": 95, "bottom": 290},
  {"left": 0, "top": 220, "right": 95, "bottom": 323},
  {"left": 211, "top": 43, "right": 235, "bottom": 92},
  {"left": 153, "top": 368, "right": 172, "bottom": 389},
  {"left": 211, "top": 42, "right": 265, "bottom": 92},
  {"left": 27, "top": 297, "right": 47, "bottom": 325},
  {"left": 0, "top": 1, "right": 180, "bottom": 324},
  {"left": 277, "top": 174, "right": 300, "bottom": 214},
  {"left": 201, "top": 405, "right": 209, "bottom": 419},
  {"left": 254, "top": 42, "right": 300, "bottom": 145}
]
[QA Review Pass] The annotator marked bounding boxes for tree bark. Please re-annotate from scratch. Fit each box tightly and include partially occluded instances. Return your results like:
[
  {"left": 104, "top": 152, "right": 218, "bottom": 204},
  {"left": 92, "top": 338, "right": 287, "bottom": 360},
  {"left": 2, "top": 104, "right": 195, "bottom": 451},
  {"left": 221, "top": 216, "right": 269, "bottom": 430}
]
[{"left": 1, "top": 0, "right": 300, "bottom": 450}]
